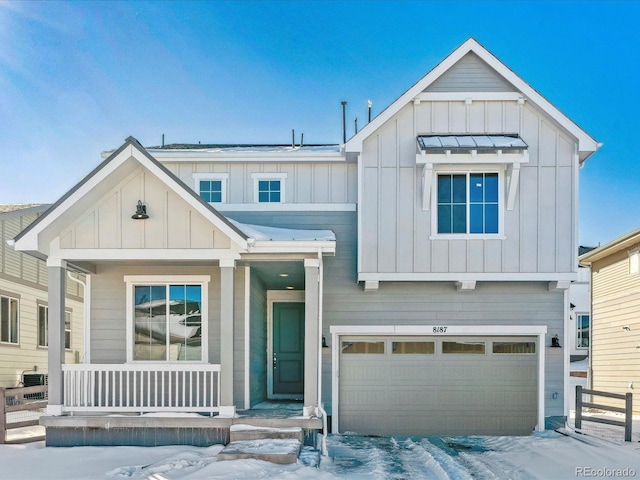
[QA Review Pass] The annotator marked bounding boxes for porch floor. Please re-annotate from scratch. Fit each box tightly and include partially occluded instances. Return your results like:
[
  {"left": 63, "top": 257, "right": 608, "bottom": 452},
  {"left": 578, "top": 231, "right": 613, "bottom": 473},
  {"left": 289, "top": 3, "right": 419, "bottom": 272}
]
[{"left": 239, "top": 401, "right": 305, "bottom": 419}]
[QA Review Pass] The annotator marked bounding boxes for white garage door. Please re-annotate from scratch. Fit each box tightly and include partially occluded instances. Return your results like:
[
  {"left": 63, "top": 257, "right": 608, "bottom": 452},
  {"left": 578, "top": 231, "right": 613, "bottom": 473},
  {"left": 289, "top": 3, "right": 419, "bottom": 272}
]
[{"left": 338, "top": 336, "right": 538, "bottom": 436}]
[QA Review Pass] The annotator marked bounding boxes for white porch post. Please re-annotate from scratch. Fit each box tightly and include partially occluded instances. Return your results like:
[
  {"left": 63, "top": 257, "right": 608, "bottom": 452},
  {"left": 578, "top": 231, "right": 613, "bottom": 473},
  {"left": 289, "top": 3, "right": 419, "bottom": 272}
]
[
  {"left": 46, "top": 259, "right": 67, "bottom": 415},
  {"left": 304, "top": 258, "right": 320, "bottom": 413},
  {"left": 219, "top": 259, "right": 235, "bottom": 416}
]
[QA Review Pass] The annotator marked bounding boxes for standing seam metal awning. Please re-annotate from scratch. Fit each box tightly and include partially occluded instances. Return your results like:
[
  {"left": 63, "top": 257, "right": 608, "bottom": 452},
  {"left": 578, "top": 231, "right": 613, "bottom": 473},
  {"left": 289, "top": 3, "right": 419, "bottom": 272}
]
[{"left": 417, "top": 134, "right": 528, "bottom": 152}]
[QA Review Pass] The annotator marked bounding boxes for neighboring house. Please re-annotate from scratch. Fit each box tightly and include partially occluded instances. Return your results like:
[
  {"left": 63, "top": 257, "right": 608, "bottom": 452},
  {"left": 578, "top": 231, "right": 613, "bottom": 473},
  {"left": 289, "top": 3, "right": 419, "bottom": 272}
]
[
  {"left": 567, "top": 246, "right": 595, "bottom": 410},
  {"left": 579, "top": 229, "right": 640, "bottom": 414},
  {"left": 0, "top": 204, "right": 84, "bottom": 388},
  {"left": 12, "top": 38, "right": 600, "bottom": 446}
]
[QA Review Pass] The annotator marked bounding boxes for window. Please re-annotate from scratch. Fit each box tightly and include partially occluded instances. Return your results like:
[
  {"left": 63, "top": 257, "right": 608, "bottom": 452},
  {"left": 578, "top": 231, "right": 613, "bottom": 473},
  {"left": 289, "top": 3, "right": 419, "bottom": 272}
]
[
  {"left": 0, "top": 295, "right": 19, "bottom": 344},
  {"left": 577, "top": 314, "right": 589, "bottom": 348},
  {"left": 200, "top": 180, "right": 223, "bottom": 202},
  {"left": 126, "top": 276, "right": 209, "bottom": 362},
  {"left": 37, "top": 305, "right": 71, "bottom": 349},
  {"left": 193, "top": 173, "right": 228, "bottom": 203},
  {"left": 442, "top": 341, "right": 486, "bottom": 354},
  {"left": 392, "top": 341, "right": 435, "bottom": 354},
  {"left": 630, "top": 249, "right": 639, "bottom": 275},
  {"left": 437, "top": 172, "right": 499, "bottom": 234},
  {"left": 341, "top": 341, "right": 385, "bottom": 354},
  {"left": 493, "top": 342, "right": 536, "bottom": 354},
  {"left": 252, "top": 173, "right": 287, "bottom": 204}
]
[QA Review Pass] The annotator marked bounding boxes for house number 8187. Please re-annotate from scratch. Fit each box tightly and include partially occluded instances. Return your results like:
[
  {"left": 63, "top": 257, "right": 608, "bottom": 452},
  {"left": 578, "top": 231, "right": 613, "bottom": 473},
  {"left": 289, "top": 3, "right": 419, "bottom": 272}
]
[{"left": 433, "top": 326, "right": 447, "bottom": 333}]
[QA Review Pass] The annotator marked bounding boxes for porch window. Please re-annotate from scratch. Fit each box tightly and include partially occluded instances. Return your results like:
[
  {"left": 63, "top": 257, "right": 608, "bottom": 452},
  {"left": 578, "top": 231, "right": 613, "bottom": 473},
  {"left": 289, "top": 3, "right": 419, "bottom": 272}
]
[
  {"left": 126, "top": 276, "right": 209, "bottom": 362},
  {"left": 37, "top": 305, "right": 71, "bottom": 349},
  {"left": 0, "top": 294, "right": 19, "bottom": 344}
]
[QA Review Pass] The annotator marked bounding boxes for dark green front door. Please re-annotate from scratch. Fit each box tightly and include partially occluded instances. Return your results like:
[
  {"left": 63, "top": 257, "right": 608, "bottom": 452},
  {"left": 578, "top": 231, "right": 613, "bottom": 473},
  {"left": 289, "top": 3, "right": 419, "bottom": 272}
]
[{"left": 273, "top": 302, "right": 305, "bottom": 396}]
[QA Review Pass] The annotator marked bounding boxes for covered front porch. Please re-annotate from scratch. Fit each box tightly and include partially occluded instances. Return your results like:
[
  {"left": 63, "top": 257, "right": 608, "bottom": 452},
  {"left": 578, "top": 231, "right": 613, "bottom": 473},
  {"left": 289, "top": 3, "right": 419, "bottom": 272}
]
[{"left": 11, "top": 138, "right": 334, "bottom": 446}]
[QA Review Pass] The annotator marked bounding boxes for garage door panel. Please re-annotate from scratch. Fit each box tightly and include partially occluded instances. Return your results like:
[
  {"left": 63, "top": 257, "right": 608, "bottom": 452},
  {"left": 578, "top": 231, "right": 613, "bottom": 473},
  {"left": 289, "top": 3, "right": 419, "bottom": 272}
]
[{"left": 339, "top": 335, "right": 538, "bottom": 436}]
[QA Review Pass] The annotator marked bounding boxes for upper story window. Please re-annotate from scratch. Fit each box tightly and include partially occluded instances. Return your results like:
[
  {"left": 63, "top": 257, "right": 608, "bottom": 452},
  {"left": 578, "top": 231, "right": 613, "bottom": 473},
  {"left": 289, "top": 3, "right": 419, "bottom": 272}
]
[
  {"left": 0, "top": 294, "right": 19, "bottom": 345},
  {"left": 252, "top": 173, "right": 287, "bottom": 204},
  {"left": 192, "top": 173, "right": 228, "bottom": 204},
  {"left": 37, "top": 305, "right": 71, "bottom": 349},
  {"left": 125, "top": 275, "right": 209, "bottom": 362},
  {"left": 576, "top": 313, "right": 589, "bottom": 348},
  {"left": 437, "top": 172, "right": 499, "bottom": 235}
]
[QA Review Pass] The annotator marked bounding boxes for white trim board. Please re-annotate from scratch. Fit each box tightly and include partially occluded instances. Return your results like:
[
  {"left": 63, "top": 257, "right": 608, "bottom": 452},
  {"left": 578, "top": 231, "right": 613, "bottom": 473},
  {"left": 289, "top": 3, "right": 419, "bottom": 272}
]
[{"left": 329, "top": 324, "right": 547, "bottom": 435}]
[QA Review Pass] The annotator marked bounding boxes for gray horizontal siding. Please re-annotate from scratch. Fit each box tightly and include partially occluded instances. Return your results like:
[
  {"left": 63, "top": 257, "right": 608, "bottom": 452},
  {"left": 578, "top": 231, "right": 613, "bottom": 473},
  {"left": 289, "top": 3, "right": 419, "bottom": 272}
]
[{"left": 426, "top": 52, "right": 517, "bottom": 92}]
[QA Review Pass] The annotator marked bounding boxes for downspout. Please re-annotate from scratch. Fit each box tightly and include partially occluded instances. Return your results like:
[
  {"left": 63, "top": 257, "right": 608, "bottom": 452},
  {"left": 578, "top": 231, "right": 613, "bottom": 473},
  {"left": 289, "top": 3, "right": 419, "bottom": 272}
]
[
  {"left": 67, "top": 272, "right": 90, "bottom": 364},
  {"left": 316, "top": 248, "right": 328, "bottom": 456}
]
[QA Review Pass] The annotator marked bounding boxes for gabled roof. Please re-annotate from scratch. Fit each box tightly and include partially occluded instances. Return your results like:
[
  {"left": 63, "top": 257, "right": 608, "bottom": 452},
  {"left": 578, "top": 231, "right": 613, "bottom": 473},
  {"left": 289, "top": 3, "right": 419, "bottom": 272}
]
[
  {"left": 579, "top": 228, "right": 640, "bottom": 265},
  {"left": 345, "top": 38, "right": 600, "bottom": 161},
  {"left": 14, "top": 137, "right": 249, "bottom": 254}
]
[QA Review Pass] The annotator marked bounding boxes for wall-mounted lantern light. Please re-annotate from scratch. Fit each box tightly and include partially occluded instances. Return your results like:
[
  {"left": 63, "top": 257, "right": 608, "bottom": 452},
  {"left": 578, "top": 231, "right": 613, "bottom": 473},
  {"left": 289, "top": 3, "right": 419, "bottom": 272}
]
[
  {"left": 131, "top": 200, "right": 149, "bottom": 220},
  {"left": 322, "top": 335, "right": 329, "bottom": 348},
  {"left": 551, "top": 334, "right": 561, "bottom": 348}
]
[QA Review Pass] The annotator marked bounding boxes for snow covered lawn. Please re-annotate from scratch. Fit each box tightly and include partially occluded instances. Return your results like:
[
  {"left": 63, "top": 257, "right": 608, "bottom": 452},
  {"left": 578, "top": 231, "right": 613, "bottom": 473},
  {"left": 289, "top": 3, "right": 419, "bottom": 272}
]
[{"left": 1, "top": 431, "right": 639, "bottom": 479}]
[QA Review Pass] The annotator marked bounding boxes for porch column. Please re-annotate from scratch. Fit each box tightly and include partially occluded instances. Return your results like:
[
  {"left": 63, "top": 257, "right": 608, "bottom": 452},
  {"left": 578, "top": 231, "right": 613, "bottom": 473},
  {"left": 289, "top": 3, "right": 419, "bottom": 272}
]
[
  {"left": 46, "top": 259, "right": 67, "bottom": 415},
  {"left": 304, "top": 258, "right": 320, "bottom": 412},
  {"left": 219, "top": 259, "right": 235, "bottom": 415}
]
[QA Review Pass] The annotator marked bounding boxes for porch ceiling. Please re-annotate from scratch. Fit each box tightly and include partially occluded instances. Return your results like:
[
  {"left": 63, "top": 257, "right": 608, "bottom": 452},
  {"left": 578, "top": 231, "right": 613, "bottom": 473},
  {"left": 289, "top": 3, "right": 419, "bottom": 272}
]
[{"left": 250, "top": 261, "right": 305, "bottom": 291}]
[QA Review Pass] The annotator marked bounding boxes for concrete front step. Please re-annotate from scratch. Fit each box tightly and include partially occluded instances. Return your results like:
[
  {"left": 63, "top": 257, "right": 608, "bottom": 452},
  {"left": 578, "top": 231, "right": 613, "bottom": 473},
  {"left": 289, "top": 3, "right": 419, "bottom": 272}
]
[
  {"left": 217, "top": 439, "right": 301, "bottom": 464},
  {"left": 230, "top": 424, "right": 304, "bottom": 443}
]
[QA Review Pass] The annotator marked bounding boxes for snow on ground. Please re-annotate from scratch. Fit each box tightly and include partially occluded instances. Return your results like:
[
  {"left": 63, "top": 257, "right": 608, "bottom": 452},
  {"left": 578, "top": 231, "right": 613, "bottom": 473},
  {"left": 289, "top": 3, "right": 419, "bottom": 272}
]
[{"left": 1, "top": 431, "right": 640, "bottom": 479}]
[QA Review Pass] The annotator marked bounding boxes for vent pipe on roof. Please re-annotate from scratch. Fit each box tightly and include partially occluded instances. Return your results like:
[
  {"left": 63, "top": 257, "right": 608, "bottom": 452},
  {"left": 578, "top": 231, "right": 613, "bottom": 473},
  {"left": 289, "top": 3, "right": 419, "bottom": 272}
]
[
  {"left": 354, "top": 117, "right": 358, "bottom": 134},
  {"left": 300, "top": 133, "right": 304, "bottom": 148},
  {"left": 341, "top": 101, "right": 347, "bottom": 144},
  {"left": 368, "top": 99, "right": 372, "bottom": 123},
  {"left": 162, "top": 134, "right": 165, "bottom": 148},
  {"left": 292, "top": 129, "right": 295, "bottom": 148}
]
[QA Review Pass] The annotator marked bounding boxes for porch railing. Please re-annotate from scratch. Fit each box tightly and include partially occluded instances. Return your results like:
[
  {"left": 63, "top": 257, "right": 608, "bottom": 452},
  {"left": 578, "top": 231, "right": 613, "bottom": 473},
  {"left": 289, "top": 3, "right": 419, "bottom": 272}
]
[{"left": 62, "top": 364, "right": 221, "bottom": 415}]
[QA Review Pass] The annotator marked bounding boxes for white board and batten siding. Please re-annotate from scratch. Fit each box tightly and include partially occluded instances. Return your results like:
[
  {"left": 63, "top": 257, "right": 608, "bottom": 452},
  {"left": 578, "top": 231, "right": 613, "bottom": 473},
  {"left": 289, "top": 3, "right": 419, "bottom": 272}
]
[
  {"left": 163, "top": 162, "right": 358, "bottom": 207},
  {"left": 359, "top": 55, "right": 577, "bottom": 278},
  {"left": 58, "top": 166, "right": 232, "bottom": 250},
  {"left": 0, "top": 208, "right": 84, "bottom": 387}
]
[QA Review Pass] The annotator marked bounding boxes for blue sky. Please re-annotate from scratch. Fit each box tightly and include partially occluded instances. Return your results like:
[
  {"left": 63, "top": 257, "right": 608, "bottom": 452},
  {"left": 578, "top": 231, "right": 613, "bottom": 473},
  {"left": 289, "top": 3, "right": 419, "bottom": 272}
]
[{"left": 0, "top": 0, "right": 637, "bottom": 247}]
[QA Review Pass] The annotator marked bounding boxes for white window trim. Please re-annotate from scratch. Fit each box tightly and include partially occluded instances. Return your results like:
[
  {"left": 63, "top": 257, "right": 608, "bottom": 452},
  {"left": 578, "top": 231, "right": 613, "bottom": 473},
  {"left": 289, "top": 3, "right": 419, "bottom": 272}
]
[
  {"left": 124, "top": 275, "right": 210, "bottom": 363},
  {"left": 251, "top": 172, "right": 287, "bottom": 204},
  {"left": 192, "top": 173, "right": 229, "bottom": 204},
  {"left": 0, "top": 294, "right": 19, "bottom": 345},
  {"left": 630, "top": 248, "right": 640, "bottom": 275},
  {"left": 576, "top": 313, "right": 589, "bottom": 349},
  {"left": 430, "top": 164, "right": 506, "bottom": 240}
]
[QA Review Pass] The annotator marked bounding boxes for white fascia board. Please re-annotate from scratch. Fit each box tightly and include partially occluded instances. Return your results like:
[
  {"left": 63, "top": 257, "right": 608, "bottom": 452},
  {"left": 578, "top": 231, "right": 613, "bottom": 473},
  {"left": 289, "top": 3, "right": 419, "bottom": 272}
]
[
  {"left": 357, "top": 272, "right": 579, "bottom": 282},
  {"left": 248, "top": 242, "right": 336, "bottom": 254},
  {"left": 216, "top": 203, "right": 356, "bottom": 212},
  {"left": 330, "top": 324, "right": 547, "bottom": 336},
  {"left": 14, "top": 145, "right": 136, "bottom": 253},
  {"left": 345, "top": 38, "right": 598, "bottom": 155},
  {"left": 149, "top": 150, "right": 346, "bottom": 162},
  {"left": 52, "top": 248, "right": 242, "bottom": 261}
]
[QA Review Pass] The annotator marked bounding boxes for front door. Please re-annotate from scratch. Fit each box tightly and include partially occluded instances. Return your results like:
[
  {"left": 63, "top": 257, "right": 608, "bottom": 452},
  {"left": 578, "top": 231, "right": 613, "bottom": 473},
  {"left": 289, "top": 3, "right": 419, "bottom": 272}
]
[{"left": 272, "top": 302, "right": 305, "bottom": 397}]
